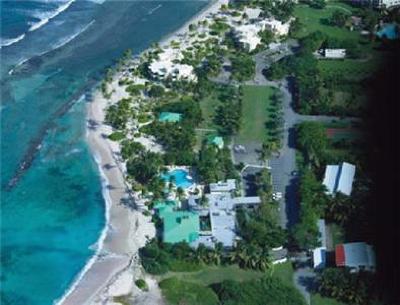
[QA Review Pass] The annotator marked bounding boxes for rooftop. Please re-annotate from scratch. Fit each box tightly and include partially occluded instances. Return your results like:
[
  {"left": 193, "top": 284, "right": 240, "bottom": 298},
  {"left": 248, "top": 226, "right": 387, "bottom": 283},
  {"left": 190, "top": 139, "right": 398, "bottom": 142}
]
[
  {"left": 335, "top": 242, "right": 376, "bottom": 271},
  {"left": 163, "top": 211, "right": 200, "bottom": 244},
  {"left": 209, "top": 179, "right": 236, "bottom": 193},
  {"left": 158, "top": 112, "right": 182, "bottom": 123},
  {"left": 323, "top": 162, "right": 356, "bottom": 196}
]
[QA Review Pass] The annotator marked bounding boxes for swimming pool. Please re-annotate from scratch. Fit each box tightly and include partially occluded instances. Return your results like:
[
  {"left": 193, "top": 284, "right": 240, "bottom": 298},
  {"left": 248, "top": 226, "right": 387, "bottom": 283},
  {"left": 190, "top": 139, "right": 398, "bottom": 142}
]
[{"left": 161, "top": 169, "right": 193, "bottom": 189}]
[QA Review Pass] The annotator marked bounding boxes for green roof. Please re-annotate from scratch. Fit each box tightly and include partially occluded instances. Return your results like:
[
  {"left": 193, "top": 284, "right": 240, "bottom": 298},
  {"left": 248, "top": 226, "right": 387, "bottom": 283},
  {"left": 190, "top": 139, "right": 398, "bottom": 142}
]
[
  {"left": 162, "top": 211, "right": 200, "bottom": 244},
  {"left": 207, "top": 135, "right": 224, "bottom": 148},
  {"left": 158, "top": 112, "right": 182, "bottom": 123},
  {"left": 153, "top": 200, "right": 177, "bottom": 218}
]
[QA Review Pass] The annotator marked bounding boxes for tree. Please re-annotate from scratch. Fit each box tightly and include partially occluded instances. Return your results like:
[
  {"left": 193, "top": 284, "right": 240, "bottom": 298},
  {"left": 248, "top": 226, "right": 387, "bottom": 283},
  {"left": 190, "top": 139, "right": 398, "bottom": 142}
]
[
  {"left": 318, "top": 268, "right": 372, "bottom": 305},
  {"left": 230, "top": 54, "right": 255, "bottom": 81},
  {"left": 297, "top": 122, "right": 328, "bottom": 167},
  {"left": 330, "top": 10, "right": 350, "bottom": 27},
  {"left": 310, "top": 0, "right": 326, "bottom": 9},
  {"left": 148, "top": 84, "right": 165, "bottom": 98},
  {"left": 126, "top": 151, "right": 163, "bottom": 185}
]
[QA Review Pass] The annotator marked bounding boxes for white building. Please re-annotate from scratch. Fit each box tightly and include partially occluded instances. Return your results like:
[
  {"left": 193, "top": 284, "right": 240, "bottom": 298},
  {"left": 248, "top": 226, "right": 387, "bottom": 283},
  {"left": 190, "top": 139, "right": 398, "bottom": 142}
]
[
  {"left": 371, "top": 0, "right": 400, "bottom": 9},
  {"left": 209, "top": 179, "right": 236, "bottom": 193},
  {"left": 243, "top": 7, "right": 262, "bottom": 20},
  {"left": 323, "top": 162, "right": 356, "bottom": 196},
  {"left": 262, "top": 18, "right": 291, "bottom": 36},
  {"left": 232, "top": 23, "right": 263, "bottom": 51},
  {"left": 313, "top": 219, "right": 327, "bottom": 269},
  {"left": 149, "top": 48, "right": 197, "bottom": 82},
  {"left": 336, "top": 242, "right": 376, "bottom": 272},
  {"left": 322, "top": 48, "right": 346, "bottom": 59}
]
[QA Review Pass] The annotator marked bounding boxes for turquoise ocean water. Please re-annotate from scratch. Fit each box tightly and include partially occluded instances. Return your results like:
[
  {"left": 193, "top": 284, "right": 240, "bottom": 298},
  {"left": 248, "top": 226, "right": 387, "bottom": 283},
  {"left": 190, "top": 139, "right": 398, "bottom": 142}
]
[{"left": 0, "top": 1, "right": 208, "bottom": 304}]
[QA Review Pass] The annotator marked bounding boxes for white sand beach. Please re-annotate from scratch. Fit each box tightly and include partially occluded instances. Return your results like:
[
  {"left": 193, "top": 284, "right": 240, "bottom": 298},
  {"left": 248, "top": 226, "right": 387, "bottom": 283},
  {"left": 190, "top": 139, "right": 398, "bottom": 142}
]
[{"left": 57, "top": 1, "right": 228, "bottom": 304}]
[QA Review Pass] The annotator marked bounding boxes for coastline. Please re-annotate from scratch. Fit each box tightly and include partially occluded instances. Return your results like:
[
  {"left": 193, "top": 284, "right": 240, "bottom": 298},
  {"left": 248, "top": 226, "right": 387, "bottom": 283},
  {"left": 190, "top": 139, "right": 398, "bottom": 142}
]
[{"left": 57, "top": 1, "right": 228, "bottom": 304}]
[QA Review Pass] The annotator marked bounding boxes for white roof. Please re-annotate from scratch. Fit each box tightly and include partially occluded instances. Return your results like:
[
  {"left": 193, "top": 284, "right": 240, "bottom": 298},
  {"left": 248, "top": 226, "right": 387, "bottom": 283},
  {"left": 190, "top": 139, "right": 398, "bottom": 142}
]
[
  {"left": 209, "top": 179, "right": 236, "bottom": 193},
  {"left": 244, "top": 7, "right": 262, "bottom": 19},
  {"left": 323, "top": 162, "right": 355, "bottom": 196},
  {"left": 343, "top": 242, "right": 376, "bottom": 271},
  {"left": 323, "top": 165, "right": 339, "bottom": 195},
  {"left": 210, "top": 211, "right": 236, "bottom": 248},
  {"left": 232, "top": 196, "right": 261, "bottom": 205},
  {"left": 233, "top": 24, "right": 263, "bottom": 51},
  {"left": 207, "top": 193, "right": 234, "bottom": 211},
  {"left": 313, "top": 247, "right": 327, "bottom": 269},
  {"left": 336, "top": 162, "right": 355, "bottom": 196}
]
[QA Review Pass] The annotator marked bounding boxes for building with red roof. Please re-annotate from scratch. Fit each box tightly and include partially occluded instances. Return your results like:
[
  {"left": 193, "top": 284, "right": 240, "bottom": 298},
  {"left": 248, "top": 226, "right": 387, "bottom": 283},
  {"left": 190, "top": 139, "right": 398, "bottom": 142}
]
[{"left": 335, "top": 242, "right": 376, "bottom": 272}]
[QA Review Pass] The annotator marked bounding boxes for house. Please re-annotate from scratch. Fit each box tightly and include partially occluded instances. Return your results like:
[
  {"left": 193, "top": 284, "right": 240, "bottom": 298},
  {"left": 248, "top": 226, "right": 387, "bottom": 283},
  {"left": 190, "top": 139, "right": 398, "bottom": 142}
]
[
  {"left": 149, "top": 48, "right": 197, "bottom": 82},
  {"left": 158, "top": 112, "right": 182, "bottom": 123},
  {"left": 322, "top": 49, "right": 346, "bottom": 59},
  {"left": 335, "top": 242, "right": 376, "bottom": 272},
  {"left": 323, "top": 162, "right": 356, "bottom": 196},
  {"left": 313, "top": 219, "right": 327, "bottom": 269},
  {"left": 207, "top": 135, "right": 224, "bottom": 149},
  {"left": 356, "top": 0, "right": 400, "bottom": 9}
]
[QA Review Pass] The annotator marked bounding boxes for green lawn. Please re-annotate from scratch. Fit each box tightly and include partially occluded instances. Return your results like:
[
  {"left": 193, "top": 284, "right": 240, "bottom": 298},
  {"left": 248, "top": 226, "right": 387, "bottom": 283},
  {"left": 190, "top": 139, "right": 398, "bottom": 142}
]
[
  {"left": 236, "top": 85, "right": 277, "bottom": 144},
  {"left": 311, "top": 293, "right": 347, "bottom": 305},
  {"left": 161, "top": 264, "right": 265, "bottom": 286},
  {"left": 318, "top": 56, "right": 383, "bottom": 81},
  {"left": 199, "top": 92, "right": 219, "bottom": 129},
  {"left": 294, "top": 4, "right": 359, "bottom": 40}
]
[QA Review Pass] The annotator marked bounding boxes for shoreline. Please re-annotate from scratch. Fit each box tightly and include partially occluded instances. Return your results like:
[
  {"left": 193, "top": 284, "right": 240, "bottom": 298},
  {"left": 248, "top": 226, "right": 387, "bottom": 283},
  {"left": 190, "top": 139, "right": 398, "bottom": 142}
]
[{"left": 57, "top": 1, "right": 228, "bottom": 304}]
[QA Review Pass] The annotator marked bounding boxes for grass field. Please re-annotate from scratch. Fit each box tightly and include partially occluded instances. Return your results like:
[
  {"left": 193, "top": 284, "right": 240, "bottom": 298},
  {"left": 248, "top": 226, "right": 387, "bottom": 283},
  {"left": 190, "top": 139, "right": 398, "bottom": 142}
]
[
  {"left": 236, "top": 85, "right": 278, "bottom": 144},
  {"left": 199, "top": 93, "right": 219, "bottom": 129},
  {"left": 293, "top": 4, "right": 358, "bottom": 40},
  {"left": 311, "top": 293, "right": 347, "bottom": 305},
  {"left": 318, "top": 56, "right": 383, "bottom": 81},
  {"left": 161, "top": 264, "right": 265, "bottom": 285}
]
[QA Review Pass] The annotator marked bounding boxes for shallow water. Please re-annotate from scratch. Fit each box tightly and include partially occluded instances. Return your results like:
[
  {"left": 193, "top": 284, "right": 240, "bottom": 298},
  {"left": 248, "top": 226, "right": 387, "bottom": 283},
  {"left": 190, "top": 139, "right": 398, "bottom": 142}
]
[{"left": 0, "top": 1, "right": 208, "bottom": 304}]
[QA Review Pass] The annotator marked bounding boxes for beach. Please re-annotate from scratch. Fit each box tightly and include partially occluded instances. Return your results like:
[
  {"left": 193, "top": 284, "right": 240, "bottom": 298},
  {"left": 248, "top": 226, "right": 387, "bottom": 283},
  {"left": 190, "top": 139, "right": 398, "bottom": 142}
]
[{"left": 57, "top": 1, "right": 228, "bottom": 304}]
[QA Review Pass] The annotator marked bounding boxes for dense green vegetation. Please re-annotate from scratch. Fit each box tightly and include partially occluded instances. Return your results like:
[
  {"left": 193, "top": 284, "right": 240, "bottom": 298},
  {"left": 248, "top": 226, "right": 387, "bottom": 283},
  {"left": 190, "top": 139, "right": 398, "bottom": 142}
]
[
  {"left": 159, "top": 277, "right": 219, "bottom": 305},
  {"left": 316, "top": 268, "right": 379, "bottom": 305},
  {"left": 211, "top": 276, "right": 306, "bottom": 305},
  {"left": 197, "top": 145, "right": 237, "bottom": 184}
]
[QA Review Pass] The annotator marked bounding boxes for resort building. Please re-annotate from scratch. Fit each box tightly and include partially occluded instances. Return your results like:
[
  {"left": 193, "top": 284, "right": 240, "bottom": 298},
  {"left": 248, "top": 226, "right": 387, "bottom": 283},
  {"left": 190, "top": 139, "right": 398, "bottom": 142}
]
[
  {"left": 158, "top": 112, "right": 182, "bottom": 123},
  {"left": 262, "top": 18, "right": 291, "bottom": 36},
  {"left": 335, "top": 242, "right": 376, "bottom": 272},
  {"left": 312, "top": 219, "right": 327, "bottom": 269},
  {"left": 243, "top": 7, "right": 262, "bottom": 20},
  {"left": 232, "top": 23, "right": 263, "bottom": 51},
  {"left": 154, "top": 201, "right": 200, "bottom": 244},
  {"left": 323, "top": 162, "right": 356, "bottom": 196},
  {"left": 149, "top": 48, "right": 197, "bottom": 82}
]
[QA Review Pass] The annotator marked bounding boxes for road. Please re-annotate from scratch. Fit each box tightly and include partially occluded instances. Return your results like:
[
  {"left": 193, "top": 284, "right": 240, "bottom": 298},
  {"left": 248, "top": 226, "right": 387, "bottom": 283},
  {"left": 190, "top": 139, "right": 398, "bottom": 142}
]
[{"left": 246, "top": 43, "right": 360, "bottom": 228}]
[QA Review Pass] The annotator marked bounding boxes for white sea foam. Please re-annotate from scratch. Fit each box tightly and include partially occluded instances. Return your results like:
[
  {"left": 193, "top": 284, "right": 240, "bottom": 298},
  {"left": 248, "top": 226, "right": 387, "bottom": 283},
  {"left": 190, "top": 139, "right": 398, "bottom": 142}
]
[
  {"left": 53, "top": 147, "right": 112, "bottom": 305},
  {"left": 0, "top": 34, "right": 26, "bottom": 49},
  {"left": 148, "top": 4, "right": 162, "bottom": 15},
  {"left": 52, "top": 20, "right": 95, "bottom": 50},
  {"left": 29, "top": 0, "right": 76, "bottom": 33}
]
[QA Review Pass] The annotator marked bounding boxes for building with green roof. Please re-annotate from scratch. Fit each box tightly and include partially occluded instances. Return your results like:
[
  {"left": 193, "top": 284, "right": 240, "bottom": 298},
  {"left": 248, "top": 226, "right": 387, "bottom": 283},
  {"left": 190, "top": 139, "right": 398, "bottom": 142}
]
[
  {"left": 207, "top": 135, "right": 224, "bottom": 149},
  {"left": 158, "top": 112, "right": 182, "bottom": 123},
  {"left": 163, "top": 211, "right": 200, "bottom": 244},
  {"left": 154, "top": 200, "right": 200, "bottom": 244}
]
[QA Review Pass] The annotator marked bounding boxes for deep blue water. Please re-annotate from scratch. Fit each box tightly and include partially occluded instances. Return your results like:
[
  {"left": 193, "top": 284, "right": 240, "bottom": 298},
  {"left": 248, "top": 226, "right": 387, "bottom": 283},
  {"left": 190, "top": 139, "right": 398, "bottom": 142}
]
[{"left": 0, "top": 1, "right": 208, "bottom": 304}]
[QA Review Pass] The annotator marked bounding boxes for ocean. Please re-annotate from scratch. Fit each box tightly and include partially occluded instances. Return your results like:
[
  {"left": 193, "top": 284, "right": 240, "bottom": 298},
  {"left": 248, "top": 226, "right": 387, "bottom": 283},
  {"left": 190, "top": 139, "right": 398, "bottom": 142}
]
[{"left": 0, "top": 1, "right": 208, "bottom": 304}]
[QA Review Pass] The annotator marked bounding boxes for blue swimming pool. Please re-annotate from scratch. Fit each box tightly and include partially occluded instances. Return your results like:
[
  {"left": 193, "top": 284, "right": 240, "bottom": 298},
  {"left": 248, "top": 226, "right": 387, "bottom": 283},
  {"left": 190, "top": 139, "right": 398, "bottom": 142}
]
[{"left": 161, "top": 169, "right": 193, "bottom": 189}]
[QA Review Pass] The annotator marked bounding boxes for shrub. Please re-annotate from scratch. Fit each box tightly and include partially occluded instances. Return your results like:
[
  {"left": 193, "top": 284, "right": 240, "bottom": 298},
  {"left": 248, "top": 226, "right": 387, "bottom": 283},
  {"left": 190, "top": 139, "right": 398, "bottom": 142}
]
[
  {"left": 108, "top": 131, "right": 125, "bottom": 141},
  {"left": 135, "top": 279, "right": 149, "bottom": 291}
]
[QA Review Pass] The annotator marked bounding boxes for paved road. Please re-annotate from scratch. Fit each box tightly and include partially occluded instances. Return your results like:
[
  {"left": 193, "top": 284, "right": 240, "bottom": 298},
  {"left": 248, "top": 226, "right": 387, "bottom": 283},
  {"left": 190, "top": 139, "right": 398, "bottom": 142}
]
[{"left": 247, "top": 44, "right": 360, "bottom": 228}]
